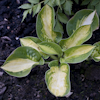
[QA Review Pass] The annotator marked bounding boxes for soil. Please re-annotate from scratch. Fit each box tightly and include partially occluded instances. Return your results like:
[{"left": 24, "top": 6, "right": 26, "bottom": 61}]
[{"left": 0, "top": 0, "right": 100, "bottom": 100}]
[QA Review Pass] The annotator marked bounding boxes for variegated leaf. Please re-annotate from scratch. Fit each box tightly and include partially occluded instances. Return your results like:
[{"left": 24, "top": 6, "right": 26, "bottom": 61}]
[
  {"left": 45, "top": 63, "right": 71, "bottom": 97},
  {"left": 60, "top": 45, "right": 95, "bottom": 64},
  {"left": 74, "top": 11, "right": 96, "bottom": 32},
  {"left": 20, "top": 36, "right": 41, "bottom": 51},
  {"left": 60, "top": 25, "right": 92, "bottom": 50},
  {"left": 67, "top": 9, "right": 99, "bottom": 36},
  {"left": 36, "top": 5, "right": 62, "bottom": 43},
  {"left": 20, "top": 36, "right": 49, "bottom": 59},
  {"left": 91, "top": 41, "right": 100, "bottom": 62},
  {"left": 1, "top": 47, "right": 44, "bottom": 77},
  {"left": 82, "top": 10, "right": 96, "bottom": 26},
  {"left": 38, "top": 42, "right": 63, "bottom": 57}
]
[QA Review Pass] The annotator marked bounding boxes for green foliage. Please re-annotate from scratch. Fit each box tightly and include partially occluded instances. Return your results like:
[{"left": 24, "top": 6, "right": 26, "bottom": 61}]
[
  {"left": 60, "top": 45, "right": 95, "bottom": 64},
  {"left": 19, "top": 4, "right": 32, "bottom": 9},
  {"left": 28, "top": 0, "right": 39, "bottom": 4},
  {"left": 74, "top": 0, "right": 79, "bottom": 4},
  {"left": 22, "top": 10, "right": 29, "bottom": 22},
  {"left": 81, "top": 0, "right": 100, "bottom": 16},
  {"left": 19, "top": 0, "right": 100, "bottom": 24},
  {"left": 19, "top": 1, "right": 41, "bottom": 22},
  {"left": 19, "top": 0, "right": 71, "bottom": 22},
  {"left": 67, "top": 9, "right": 99, "bottom": 36},
  {"left": 32, "top": 3, "right": 41, "bottom": 17},
  {"left": 48, "top": 60, "right": 58, "bottom": 68},
  {"left": 20, "top": 36, "right": 49, "bottom": 59},
  {"left": 60, "top": 25, "right": 92, "bottom": 50},
  {"left": 81, "top": 0, "right": 91, "bottom": 5},
  {"left": 38, "top": 41, "right": 63, "bottom": 57},
  {"left": 62, "top": 0, "right": 73, "bottom": 15},
  {"left": 57, "top": 9, "right": 68, "bottom": 24},
  {"left": 1, "top": 5, "right": 100, "bottom": 97},
  {"left": 54, "top": 19, "right": 64, "bottom": 33},
  {"left": 91, "top": 42, "right": 100, "bottom": 62},
  {"left": 44, "top": 0, "right": 49, "bottom": 4}
]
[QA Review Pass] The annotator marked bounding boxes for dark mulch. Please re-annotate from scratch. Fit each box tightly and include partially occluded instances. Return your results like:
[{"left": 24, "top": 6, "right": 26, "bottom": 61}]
[{"left": 0, "top": 0, "right": 100, "bottom": 100}]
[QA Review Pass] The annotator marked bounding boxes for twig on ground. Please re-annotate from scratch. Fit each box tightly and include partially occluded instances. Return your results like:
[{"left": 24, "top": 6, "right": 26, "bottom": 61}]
[
  {"left": 1, "top": 36, "right": 11, "bottom": 41},
  {"left": 16, "top": 0, "right": 20, "bottom": 4},
  {"left": 0, "top": 60, "right": 5, "bottom": 62}
]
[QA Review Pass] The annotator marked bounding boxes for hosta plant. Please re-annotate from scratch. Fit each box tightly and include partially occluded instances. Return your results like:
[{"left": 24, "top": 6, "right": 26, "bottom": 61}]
[{"left": 1, "top": 5, "right": 99, "bottom": 97}]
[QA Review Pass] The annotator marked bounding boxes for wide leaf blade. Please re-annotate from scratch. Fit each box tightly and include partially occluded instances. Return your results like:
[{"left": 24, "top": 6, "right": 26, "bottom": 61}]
[
  {"left": 20, "top": 36, "right": 49, "bottom": 59},
  {"left": 82, "top": 11, "right": 96, "bottom": 26},
  {"left": 1, "top": 47, "right": 43, "bottom": 77},
  {"left": 60, "top": 45, "right": 95, "bottom": 64},
  {"left": 20, "top": 36, "right": 41, "bottom": 51},
  {"left": 91, "top": 41, "right": 100, "bottom": 62},
  {"left": 38, "top": 42, "right": 63, "bottom": 56},
  {"left": 48, "top": 60, "right": 58, "bottom": 68},
  {"left": 60, "top": 25, "right": 92, "bottom": 50},
  {"left": 36, "top": 5, "right": 62, "bottom": 43},
  {"left": 45, "top": 63, "right": 71, "bottom": 97},
  {"left": 67, "top": 9, "right": 99, "bottom": 36}
]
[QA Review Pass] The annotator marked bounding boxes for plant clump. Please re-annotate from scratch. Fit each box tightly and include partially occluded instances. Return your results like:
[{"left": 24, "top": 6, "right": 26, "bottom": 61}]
[{"left": 1, "top": 4, "right": 100, "bottom": 97}]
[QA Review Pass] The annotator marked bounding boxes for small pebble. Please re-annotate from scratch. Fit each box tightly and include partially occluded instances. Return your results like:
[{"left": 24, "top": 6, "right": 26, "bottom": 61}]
[
  {"left": 17, "top": 15, "right": 20, "bottom": 18},
  {"left": 7, "top": 26, "right": 10, "bottom": 30},
  {"left": 4, "top": 18, "right": 8, "bottom": 21},
  {"left": 26, "top": 80, "right": 29, "bottom": 83},
  {"left": 0, "top": 72, "right": 3, "bottom": 77},
  {"left": 15, "top": 37, "right": 19, "bottom": 40},
  {"left": 16, "top": 0, "right": 20, "bottom": 4},
  {"left": 37, "top": 94, "right": 40, "bottom": 98},
  {"left": 7, "top": 6, "right": 10, "bottom": 9},
  {"left": 0, "top": 25, "right": 4, "bottom": 29},
  {"left": 0, "top": 82, "right": 6, "bottom": 95}
]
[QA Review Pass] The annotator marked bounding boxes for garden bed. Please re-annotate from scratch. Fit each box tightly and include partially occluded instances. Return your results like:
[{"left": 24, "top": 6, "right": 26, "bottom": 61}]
[{"left": 0, "top": 0, "right": 100, "bottom": 100}]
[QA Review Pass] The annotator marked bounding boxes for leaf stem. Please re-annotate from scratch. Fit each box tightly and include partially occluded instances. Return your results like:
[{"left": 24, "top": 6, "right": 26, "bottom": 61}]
[
  {"left": 55, "top": 6, "right": 59, "bottom": 20},
  {"left": 49, "top": 55, "right": 58, "bottom": 60},
  {"left": 38, "top": 0, "right": 45, "bottom": 4},
  {"left": 56, "top": 6, "right": 59, "bottom": 15},
  {"left": 44, "top": 62, "right": 50, "bottom": 64}
]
